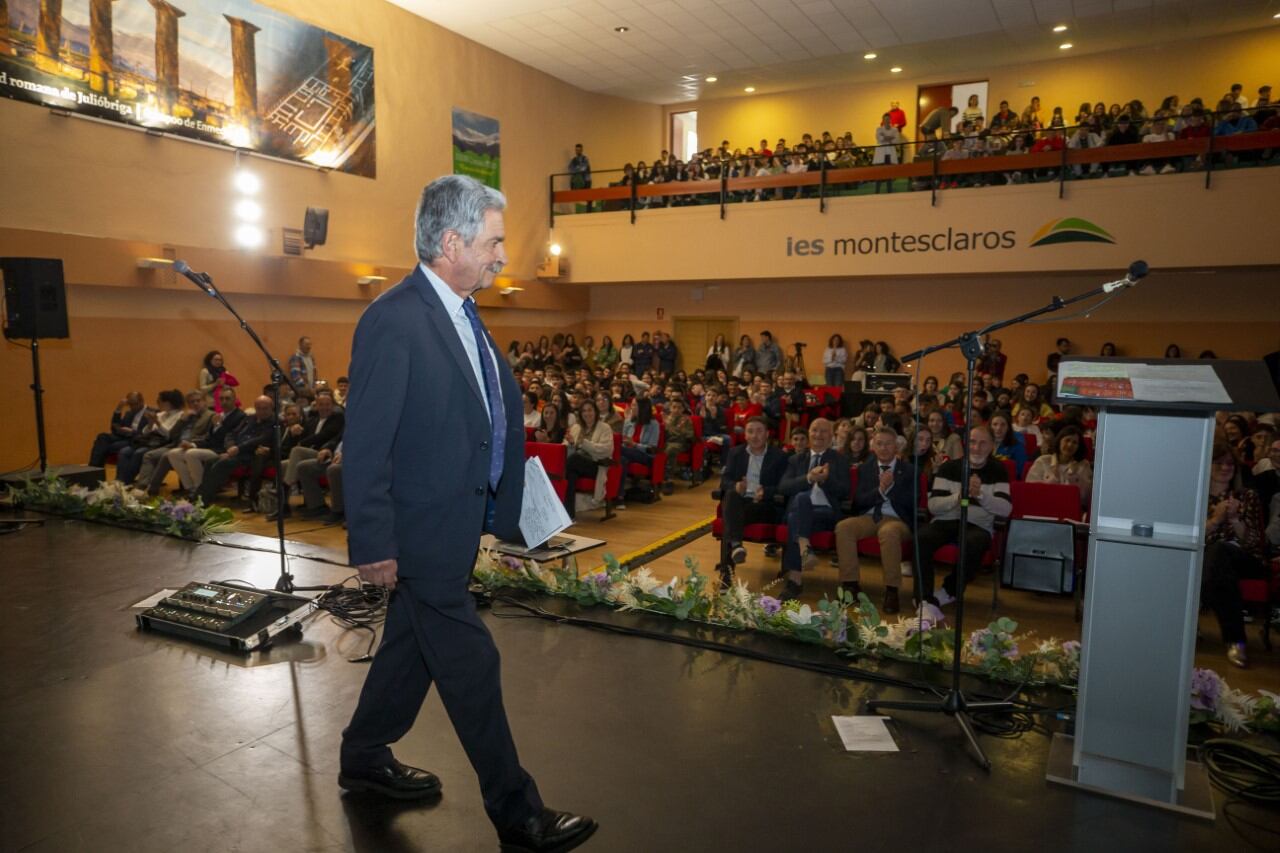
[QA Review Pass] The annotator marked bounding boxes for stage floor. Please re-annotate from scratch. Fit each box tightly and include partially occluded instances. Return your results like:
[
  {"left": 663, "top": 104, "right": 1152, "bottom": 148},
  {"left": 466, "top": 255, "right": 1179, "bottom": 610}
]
[{"left": 0, "top": 514, "right": 1275, "bottom": 852}]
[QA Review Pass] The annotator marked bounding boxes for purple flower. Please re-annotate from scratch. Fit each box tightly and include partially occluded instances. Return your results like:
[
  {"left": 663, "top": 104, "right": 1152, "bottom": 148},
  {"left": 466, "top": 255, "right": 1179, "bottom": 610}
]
[
  {"left": 757, "top": 595, "right": 782, "bottom": 617},
  {"left": 586, "top": 571, "right": 611, "bottom": 594},
  {"left": 1190, "top": 668, "right": 1222, "bottom": 713},
  {"left": 1061, "top": 640, "right": 1081, "bottom": 657}
]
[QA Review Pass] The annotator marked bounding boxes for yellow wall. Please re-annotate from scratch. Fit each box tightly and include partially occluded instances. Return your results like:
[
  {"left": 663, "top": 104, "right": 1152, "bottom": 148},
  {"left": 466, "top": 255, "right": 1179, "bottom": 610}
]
[{"left": 666, "top": 27, "right": 1280, "bottom": 158}]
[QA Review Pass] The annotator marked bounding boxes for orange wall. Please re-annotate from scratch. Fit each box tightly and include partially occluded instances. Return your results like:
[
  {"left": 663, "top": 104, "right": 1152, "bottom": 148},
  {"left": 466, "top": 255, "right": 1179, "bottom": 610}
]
[{"left": 665, "top": 27, "right": 1280, "bottom": 165}]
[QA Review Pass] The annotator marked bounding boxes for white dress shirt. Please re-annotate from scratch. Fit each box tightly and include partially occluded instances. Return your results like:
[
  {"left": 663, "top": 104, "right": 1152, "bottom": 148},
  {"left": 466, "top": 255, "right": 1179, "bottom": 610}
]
[
  {"left": 809, "top": 450, "right": 830, "bottom": 507},
  {"left": 420, "top": 263, "right": 503, "bottom": 421}
]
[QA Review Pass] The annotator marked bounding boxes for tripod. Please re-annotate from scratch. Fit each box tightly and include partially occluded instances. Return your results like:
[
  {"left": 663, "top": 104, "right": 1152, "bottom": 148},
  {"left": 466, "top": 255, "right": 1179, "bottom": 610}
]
[
  {"left": 174, "top": 261, "right": 305, "bottom": 593},
  {"left": 866, "top": 261, "right": 1148, "bottom": 770}
]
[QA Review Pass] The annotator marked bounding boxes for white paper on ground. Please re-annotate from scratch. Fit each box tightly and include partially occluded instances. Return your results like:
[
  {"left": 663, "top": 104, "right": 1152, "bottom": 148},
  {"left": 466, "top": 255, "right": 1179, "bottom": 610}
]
[
  {"left": 832, "top": 715, "right": 899, "bottom": 752},
  {"left": 131, "top": 589, "right": 177, "bottom": 609},
  {"left": 519, "top": 456, "right": 572, "bottom": 549}
]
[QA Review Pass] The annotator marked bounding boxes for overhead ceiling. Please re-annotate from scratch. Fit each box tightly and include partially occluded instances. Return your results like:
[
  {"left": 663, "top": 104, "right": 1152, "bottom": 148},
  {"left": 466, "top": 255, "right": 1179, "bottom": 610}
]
[{"left": 388, "top": 1, "right": 1280, "bottom": 104}]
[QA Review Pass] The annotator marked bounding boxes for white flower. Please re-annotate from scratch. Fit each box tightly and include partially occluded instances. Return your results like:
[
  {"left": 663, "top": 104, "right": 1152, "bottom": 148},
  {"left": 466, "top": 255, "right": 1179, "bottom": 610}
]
[
  {"left": 650, "top": 578, "right": 678, "bottom": 600},
  {"left": 786, "top": 604, "right": 815, "bottom": 626},
  {"left": 629, "top": 567, "right": 662, "bottom": 594}
]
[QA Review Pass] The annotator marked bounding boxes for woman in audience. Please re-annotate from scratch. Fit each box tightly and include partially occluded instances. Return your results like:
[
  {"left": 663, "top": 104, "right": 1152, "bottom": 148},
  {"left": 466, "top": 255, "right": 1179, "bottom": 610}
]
[
  {"left": 989, "top": 410, "right": 1029, "bottom": 478},
  {"left": 534, "top": 403, "right": 565, "bottom": 444},
  {"left": 846, "top": 426, "right": 870, "bottom": 466},
  {"left": 927, "top": 409, "right": 965, "bottom": 462},
  {"left": 823, "top": 334, "right": 848, "bottom": 387},
  {"left": 1012, "top": 405, "right": 1044, "bottom": 446},
  {"left": 1099, "top": 341, "right": 1117, "bottom": 357},
  {"left": 1202, "top": 441, "right": 1268, "bottom": 668},
  {"left": 579, "top": 335, "right": 597, "bottom": 369},
  {"left": 505, "top": 341, "right": 523, "bottom": 370},
  {"left": 922, "top": 375, "right": 940, "bottom": 396},
  {"left": 198, "top": 351, "right": 239, "bottom": 413},
  {"left": 620, "top": 397, "right": 661, "bottom": 476},
  {"left": 618, "top": 334, "right": 635, "bottom": 370},
  {"left": 522, "top": 391, "right": 542, "bottom": 429},
  {"left": 1012, "top": 383, "right": 1054, "bottom": 422},
  {"left": 561, "top": 333, "right": 584, "bottom": 370},
  {"left": 962, "top": 93, "right": 983, "bottom": 126},
  {"left": 594, "top": 335, "right": 619, "bottom": 370},
  {"left": 908, "top": 425, "right": 936, "bottom": 483},
  {"left": 1026, "top": 425, "right": 1093, "bottom": 508},
  {"left": 1020, "top": 96, "right": 1042, "bottom": 128},
  {"left": 565, "top": 400, "right": 616, "bottom": 514},
  {"left": 533, "top": 335, "right": 552, "bottom": 369},
  {"left": 731, "top": 334, "right": 756, "bottom": 378},
  {"left": 831, "top": 418, "right": 854, "bottom": 456},
  {"left": 872, "top": 341, "right": 900, "bottom": 373},
  {"left": 1164, "top": 343, "right": 1182, "bottom": 359},
  {"left": 706, "top": 334, "right": 731, "bottom": 373}
]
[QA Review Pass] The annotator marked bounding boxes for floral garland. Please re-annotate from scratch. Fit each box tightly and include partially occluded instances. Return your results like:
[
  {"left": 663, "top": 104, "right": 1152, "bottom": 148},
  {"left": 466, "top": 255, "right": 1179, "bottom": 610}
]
[
  {"left": 473, "top": 549, "right": 1280, "bottom": 735},
  {"left": 4, "top": 474, "right": 235, "bottom": 541}
]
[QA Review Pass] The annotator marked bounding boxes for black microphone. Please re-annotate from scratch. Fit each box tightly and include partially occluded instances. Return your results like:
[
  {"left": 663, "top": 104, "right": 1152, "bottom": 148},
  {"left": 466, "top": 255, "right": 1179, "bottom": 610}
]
[
  {"left": 1102, "top": 260, "right": 1149, "bottom": 293},
  {"left": 172, "top": 260, "right": 214, "bottom": 295}
]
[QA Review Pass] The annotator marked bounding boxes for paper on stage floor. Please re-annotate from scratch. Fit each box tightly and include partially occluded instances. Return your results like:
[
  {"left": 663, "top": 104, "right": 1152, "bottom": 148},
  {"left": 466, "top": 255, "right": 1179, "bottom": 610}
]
[
  {"left": 1057, "top": 361, "right": 1230, "bottom": 404},
  {"left": 131, "top": 589, "right": 177, "bottom": 609},
  {"left": 832, "top": 716, "right": 899, "bottom": 752},
  {"left": 519, "top": 456, "right": 572, "bottom": 549}
]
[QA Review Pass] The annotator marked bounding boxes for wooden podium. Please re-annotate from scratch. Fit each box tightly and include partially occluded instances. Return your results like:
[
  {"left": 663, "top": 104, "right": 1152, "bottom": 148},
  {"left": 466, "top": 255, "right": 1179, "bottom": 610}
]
[{"left": 1044, "top": 359, "right": 1280, "bottom": 820}]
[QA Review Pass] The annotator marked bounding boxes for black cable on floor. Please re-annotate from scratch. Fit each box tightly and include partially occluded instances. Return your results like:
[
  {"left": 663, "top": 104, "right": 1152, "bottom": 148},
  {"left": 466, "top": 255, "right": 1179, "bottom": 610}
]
[
  {"left": 1200, "top": 738, "right": 1280, "bottom": 807},
  {"left": 218, "top": 574, "right": 387, "bottom": 662}
]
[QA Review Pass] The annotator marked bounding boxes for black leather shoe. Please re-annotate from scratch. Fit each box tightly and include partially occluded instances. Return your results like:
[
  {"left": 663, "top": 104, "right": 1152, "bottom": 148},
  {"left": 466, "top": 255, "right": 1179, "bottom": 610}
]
[
  {"left": 298, "top": 504, "right": 328, "bottom": 519},
  {"left": 841, "top": 581, "right": 861, "bottom": 602},
  {"left": 498, "top": 808, "right": 597, "bottom": 852},
  {"left": 882, "top": 586, "right": 900, "bottom": 615},
  {"left": 338, "top": 760, "right": 442, "bottom": 800}
]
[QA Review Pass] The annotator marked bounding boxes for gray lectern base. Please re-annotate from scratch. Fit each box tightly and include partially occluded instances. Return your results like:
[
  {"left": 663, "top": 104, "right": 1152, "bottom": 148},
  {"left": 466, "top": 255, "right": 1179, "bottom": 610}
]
[{"left": 1046, "top": 734, "right": 1215, "bottom": 820}]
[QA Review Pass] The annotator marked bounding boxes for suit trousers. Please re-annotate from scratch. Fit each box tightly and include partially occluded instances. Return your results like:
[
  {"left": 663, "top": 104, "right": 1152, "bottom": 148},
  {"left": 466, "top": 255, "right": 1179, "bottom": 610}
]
[
  {"left": 137, "top": 446, "right": 173, "bottom": 492},
  {"left": 340, "top": 579, "right": 544, "bottom": 830},
  {"left": 298, "top": 458, "right": 344, "bottom": 513},
  {"left": 285, "top": 445, "right": 319, "bottom": 486},
  {"left": 167, "top": 447, "right": 217, "bottom": 490},
  {"left": 782, "top": 493, "right": 837, "bottom": 570},
  {"left": 835, "top": 514, "right": 911, "bottom": 587},
  {"left": 89, "top": 433, "right": 130, "bottom": 468},
  {"left": 721, "top": 489, "right": 780, "bottom": 545},
  {"left": 915, "top": 519, "right": 992, "bottom": 602}
]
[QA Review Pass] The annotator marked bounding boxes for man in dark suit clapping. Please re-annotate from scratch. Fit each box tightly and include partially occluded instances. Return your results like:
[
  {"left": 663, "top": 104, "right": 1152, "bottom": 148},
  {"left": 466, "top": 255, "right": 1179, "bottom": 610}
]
[
  {"left": 339, "top": 176, "right": 596, "bottom": 853},
  {"left": 778, "top": 417, "right": 851, "bottom": 600},
  {"left": 718, "top": 416, "right": 787, "bottom": 584},
  {"left": 834, "top": 427, "right": 917, "bottom": 614}
]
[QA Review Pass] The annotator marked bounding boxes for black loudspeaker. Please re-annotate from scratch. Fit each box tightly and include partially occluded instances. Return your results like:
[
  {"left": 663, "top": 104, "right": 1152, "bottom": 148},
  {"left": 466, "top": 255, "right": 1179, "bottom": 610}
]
[
  {"left": 1, "top": 257, "right": 69, "bottom": 340},
  {"left": 304, "top": 207, "right": 329, "bottom": 248}
]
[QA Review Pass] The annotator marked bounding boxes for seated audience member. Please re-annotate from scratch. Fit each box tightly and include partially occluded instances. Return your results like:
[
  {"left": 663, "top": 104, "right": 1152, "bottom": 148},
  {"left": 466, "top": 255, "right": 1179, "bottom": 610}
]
[
  {"left": 620, "top": 397, "right": 661, "bottom": 479},
  {"left": 1012, "top": 406, "right": 1044, "bottom": 445},
  {"left": 1201, "top": 443, "right": 1268, "bottom": 668},
  {"left": 535, "top": 403, "right": 565, "bottom": 443},
  {"left": 927, "top": 409, "right": 965, "bottom": 462},
  {"left": 846, "top": 425, "right": 870, "bottom": 465},
  {"left": 728, "top": 390, "right": 763, "bottom": 439},
  {"left": 89, "top": 391, "right": 147, "bottom": 468},
  {"left": 662, "top": 398, "right": 695, "bottom": 483},
  {"left": 296, "top": 441, "right": 345, "bottom": 524},
  {"left": 980, "top": 338, "right": 1008, "bottom": 384},
  {"left": 1139, "top": 117, "right": 1177, "bottom": 175},
  {"left": 140, "top": 390, "right": 214, "bottom": 495},
  {"left": 1025, "top": 425, "right": 1093, "bottom": 507},
  {"left": 719, "top": 416, "right": 788, "bottom": 580},
  {"left": 523, "top": 391, "right": 542, "bottom": 429},
  {"left": 1012, "top": 382, "right": 1054, "bottom": 422},
  {"left": 282, "top": 391, "right": 345, "bottom": 491},
  {"left": 786, "top": 427, "right": 809, "bottom": 457},
  {"left": 1105, "top": 115, "right": 1142, "bottom": 174},
  {"left": 115, "top": 389, "right": 185, "bottom": 484},
  {"left": 196, "top": 396, "right": 276, "bottom": 506},
  {"left": 989, "top": 410, "right": 1029, "bottom": 478},
  {"left": 835, "top": 427, "right": 917, "bottom": 614},
  {"left": 596, "top": 391, "right": 624, "bottom": 433},
  {"left": 916, "top": 425, "right": 1012, "bottom": 606},
  {"left": 565, "top": 400, "right": 615, "bottom": 515},
  {"left": 166, "top": 387, "right": 244, "bottom": 496},
  {"left": 908, "top": 425, "right": 937, "bottom": 483},
  {"left": 778, "top": 418, "right": 852, "bottom": 600},
  {"left": 871, "top": 341, "right": 900, "bottom": 373},
  {"left": 333, "top": 375, "right": 350, "bottom": 407}
]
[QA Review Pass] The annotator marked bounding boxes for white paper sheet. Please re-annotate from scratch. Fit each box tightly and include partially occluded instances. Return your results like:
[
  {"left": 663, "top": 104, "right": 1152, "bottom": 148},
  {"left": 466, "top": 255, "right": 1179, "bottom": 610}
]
[
  {"left": 832, "top": 715, "right": 899, "bottom": 752},
  {"left": 519, "top": 456, "right": 572, "bottom": 549},
  {"left": 131, "top": 589, "right": 177, "bottom": 609},
  {"left": 1057, "top": 361, "right": 1231, "bottom": 404}
]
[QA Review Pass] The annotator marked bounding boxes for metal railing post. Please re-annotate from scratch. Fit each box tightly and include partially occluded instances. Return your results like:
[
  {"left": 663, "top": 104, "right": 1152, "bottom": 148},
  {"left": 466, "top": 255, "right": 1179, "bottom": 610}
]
[
  {"left": 720, "top": 170, "right": 727, "bottom": 220},
  {"left": 630, "top": 178, "right": 637, "bottom": 225},
  {"left": 1059, "top": 141, "right": 1068, "bottom": 199},
  {"left": 1205, "top": 121, "right": 1216, "bottom": 190},
  {"left": 819, "top": 161, "right": 828, "bottom": 213},
  {"left": 548, "top": 173, "right": 555, "bottom": 228},
  {"left": 931, "top": 145, "right": 939, "bottom": 207}
]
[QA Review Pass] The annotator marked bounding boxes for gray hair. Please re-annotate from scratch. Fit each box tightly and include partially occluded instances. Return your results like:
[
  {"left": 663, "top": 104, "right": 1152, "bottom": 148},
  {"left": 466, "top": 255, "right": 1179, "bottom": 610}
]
[{"left": 414, "top": 175, "right": 506, "bottom": 263}]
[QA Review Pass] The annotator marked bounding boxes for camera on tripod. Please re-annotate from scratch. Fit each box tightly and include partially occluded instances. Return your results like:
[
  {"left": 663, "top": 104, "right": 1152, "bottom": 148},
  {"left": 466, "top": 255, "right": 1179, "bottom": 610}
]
[{"left": 793, "top": 341, "right": 807, "bottom": 352}]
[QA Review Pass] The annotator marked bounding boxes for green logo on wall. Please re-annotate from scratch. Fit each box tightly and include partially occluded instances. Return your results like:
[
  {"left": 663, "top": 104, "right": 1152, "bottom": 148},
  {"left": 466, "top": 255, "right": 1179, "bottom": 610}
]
[{"left": 1028, "top": 218, "right": 1116, "bottom": 247}]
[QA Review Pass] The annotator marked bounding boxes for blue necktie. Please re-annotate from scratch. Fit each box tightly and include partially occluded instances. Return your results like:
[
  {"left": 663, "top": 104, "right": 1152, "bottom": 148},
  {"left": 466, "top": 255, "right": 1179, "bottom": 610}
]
[{"left": 462, "top": 299, "right": 505, "bottom": 492}]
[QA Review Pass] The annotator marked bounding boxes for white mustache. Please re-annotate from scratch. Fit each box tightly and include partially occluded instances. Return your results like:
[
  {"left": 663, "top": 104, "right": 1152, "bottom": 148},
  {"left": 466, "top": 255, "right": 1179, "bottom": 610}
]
[{"left": 488, "top": 261, "right": 504, "bottom": 274}]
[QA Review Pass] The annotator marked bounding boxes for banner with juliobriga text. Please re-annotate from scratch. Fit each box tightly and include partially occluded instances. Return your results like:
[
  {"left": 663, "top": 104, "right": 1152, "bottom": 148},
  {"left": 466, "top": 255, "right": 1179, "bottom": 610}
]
[{"left": 0, "top": 0, "right": 376, "bottom": 177}]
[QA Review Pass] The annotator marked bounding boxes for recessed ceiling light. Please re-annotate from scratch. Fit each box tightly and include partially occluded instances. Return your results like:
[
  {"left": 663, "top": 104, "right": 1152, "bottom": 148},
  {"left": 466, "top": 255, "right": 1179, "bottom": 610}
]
[
  {"left": 1053, "top": 24, "right": 1068, "bottom": 33},
  {"left": 744, "top": 86, "right": 755, "bottom": 93},
  {"left": 614, "top": 25, "right": 629, "bottom": 33},
  {"left": 863, "top": 52, "right": 877, "bottom": 60},
  {"left": 1059, "top": 42, "right": 1073, "bottom": 50},
  {"left": 705, "top": 76, "right": 718, "bottom": 82},
  {"left": 890, "top": 66, "right": 902, "bottom": 73}
]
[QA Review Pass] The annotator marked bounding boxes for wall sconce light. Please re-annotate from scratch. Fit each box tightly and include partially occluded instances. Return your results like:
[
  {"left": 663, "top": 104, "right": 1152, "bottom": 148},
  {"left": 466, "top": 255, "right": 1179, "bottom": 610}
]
[
  {"left": 137, "top": 257, "right": 175, "bottom": 269},
  {"left": 499, "top": 286, "right": 525, "bottom": 296},
  {"left": 356, "top": 275, "right": 387, "bottom": 286}
]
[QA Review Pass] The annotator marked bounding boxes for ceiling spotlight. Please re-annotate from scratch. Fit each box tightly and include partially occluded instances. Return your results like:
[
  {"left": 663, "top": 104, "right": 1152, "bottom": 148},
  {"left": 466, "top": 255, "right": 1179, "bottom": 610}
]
[
  {"left": 863, "top": 52, "right": 877, "bottom": 59},
  {"left": 744, "top": 86, "right": 755, "bottom": 93},
  {"left": 234, "top": 224, "right": 265, "bottom": 249},
  {"left": 614, "top": 25, "right": 629, "bottom": 33},
  {"left": 1059, "top": 42, "right": 1073, "bottom": 50},
  {"left": 233, "top": 199, "right": 262, "bottom": 222},
  {"left": 705, "top": 75, "right": 718, "bottom": 82},
  {"left": 890, "top": 66, "right": 902, "bottom": 73},
  {"left": 232, "top": 169, "right": 260, "bottom": 194},
  {"left": 1053, "top": 24, "right": 1068, "bottom": 33}
]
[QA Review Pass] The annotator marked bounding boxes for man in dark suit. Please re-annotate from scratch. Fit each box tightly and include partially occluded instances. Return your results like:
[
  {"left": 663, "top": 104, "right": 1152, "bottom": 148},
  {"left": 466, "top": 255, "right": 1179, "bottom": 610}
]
[
  {"left": 195, "top": 395, "right": 276, "bottom": 506},
  {"left": 718, "top": 416, "right": 787, "bottom": 581},
  {"left": 778, "top": 417, "right": 850, "bottom": 600},
  {"left": 834, "top": 426, "right": 917, "bottom": 614},
  {"left": 88, "top": 391, "right": 147, "bottom": 468},
  {"left": 339, "top": 176, "right": 596, "bottom": 853}
]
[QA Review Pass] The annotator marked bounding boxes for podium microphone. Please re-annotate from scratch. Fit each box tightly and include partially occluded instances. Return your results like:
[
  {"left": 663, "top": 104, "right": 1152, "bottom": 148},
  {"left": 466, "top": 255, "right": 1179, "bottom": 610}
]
[
  {"left": 1102, "top": 260, "right": 1149, "bottom": 293},
  {"left": 172, "top": 260, "right": 214, "bottom": 295}
]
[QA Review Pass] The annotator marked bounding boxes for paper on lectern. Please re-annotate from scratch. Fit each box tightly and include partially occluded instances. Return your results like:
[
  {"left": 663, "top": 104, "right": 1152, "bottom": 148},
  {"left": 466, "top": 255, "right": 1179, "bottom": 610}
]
[{"left": 519, "top": 456, "right": 572, "bottom": 549}]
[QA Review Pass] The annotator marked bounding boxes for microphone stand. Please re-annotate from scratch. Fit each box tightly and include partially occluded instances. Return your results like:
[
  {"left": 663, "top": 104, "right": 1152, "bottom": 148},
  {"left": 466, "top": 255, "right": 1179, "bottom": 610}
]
[
  {"left": 175, "top": 261, "right": 305, "bottom": 593},
  {"left": 866, "top": 262, "right": 1147, "bottom": 770}
]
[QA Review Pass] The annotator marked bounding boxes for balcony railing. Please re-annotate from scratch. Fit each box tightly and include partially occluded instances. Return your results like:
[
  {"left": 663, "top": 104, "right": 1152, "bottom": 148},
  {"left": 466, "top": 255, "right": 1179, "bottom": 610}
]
[{"left": 548, "top": 129, "right": 1280, "bottom": 226}]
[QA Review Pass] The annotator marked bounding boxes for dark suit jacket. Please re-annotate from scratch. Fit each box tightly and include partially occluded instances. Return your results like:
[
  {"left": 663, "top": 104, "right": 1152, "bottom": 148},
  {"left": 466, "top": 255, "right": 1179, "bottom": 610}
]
[
  {"left": 299, "top": 410, "right": 345, "bottom": 451},
  {"left": 344, "top": 266, "right": 525, "bottom": 592},
  {"left": 779, "top": 448, "right": 851, "bottom": 518},
  {"left": 719, "top": 444, "right": 787, "bottom": 502},
  {"left": 850, "top": 457, "right": 918, "bottom": 528},
  {"left": 199, "top": 408, "right": 246, "bottom": 453}
]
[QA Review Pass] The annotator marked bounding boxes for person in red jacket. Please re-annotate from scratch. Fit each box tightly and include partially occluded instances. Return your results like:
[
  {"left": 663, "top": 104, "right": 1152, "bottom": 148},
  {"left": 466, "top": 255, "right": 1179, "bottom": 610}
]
[
  {"left": 888, "top": 100, "right": 907, "bottom": 133},
  {"left": 728, "top": 390, "right": 764, "bottom": 439}
]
